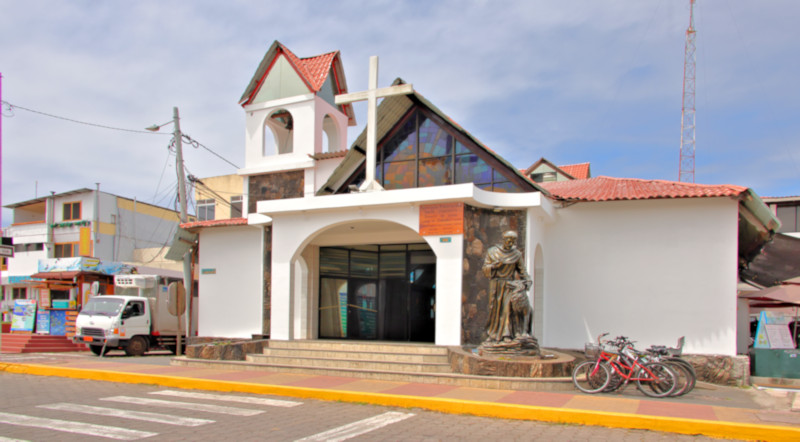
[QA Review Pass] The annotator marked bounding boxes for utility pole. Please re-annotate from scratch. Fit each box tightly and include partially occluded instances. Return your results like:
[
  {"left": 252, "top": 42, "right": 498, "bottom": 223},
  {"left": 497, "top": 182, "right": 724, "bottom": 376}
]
[
  {"left": 172, "top": 107, "right": 192, "bottom": 356},
  {"left": 679, "top": 0, "right": 697, "bottom": 183},
  {"left": 147, "top": 107, "right": 192, "bottom": 355}
]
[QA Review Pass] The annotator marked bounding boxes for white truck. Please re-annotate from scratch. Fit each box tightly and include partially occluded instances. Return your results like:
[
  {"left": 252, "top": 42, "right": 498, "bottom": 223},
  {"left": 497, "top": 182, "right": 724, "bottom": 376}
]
[{"left": 72, "top": 274, "right": 192, "bottom": 356}]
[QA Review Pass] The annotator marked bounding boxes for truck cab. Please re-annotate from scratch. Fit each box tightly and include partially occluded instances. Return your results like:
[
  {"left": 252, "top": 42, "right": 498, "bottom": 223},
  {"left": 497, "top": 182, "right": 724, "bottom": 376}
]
[{"left": 73, "top": 295, "right": 152, "bottom": 356}]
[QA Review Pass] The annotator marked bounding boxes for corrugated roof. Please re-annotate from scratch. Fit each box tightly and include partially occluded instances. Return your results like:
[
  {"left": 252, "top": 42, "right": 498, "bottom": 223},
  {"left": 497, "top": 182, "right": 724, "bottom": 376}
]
[
  {"left": 540, "top": 176, "right": 747, "bottom": 202},
  {"left": 559, "top": 162, "right": 591, "bottom": 180},
  {"left": 182, "top": 218, "right": 248, "bottom": 230}
]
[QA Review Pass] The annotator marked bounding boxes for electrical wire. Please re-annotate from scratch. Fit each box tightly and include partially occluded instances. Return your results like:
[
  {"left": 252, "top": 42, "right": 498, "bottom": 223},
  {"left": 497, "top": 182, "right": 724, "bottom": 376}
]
[
  {"left": 181, "top": 133, "right": 241, "bottom": 169},
  {"left": 0, "top": 100, "right": 170, "bottom": 135}
]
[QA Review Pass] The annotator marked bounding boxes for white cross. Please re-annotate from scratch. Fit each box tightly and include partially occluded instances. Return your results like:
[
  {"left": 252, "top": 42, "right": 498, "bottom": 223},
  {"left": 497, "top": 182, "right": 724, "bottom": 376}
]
[{"left": 335, "top": 56, "right": 413, "bottom": 192}]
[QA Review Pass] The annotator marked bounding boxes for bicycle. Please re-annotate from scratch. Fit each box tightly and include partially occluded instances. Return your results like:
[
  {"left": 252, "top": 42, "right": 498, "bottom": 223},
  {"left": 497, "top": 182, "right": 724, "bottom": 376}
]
[{"left": 573, "top": 333, "right": 678, "bottom": 398}]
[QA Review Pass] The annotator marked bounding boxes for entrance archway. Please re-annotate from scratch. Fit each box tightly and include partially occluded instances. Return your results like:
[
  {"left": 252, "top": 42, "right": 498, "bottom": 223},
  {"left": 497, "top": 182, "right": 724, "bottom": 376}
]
[{"left": 308, "top": 220, "right": 436, "bottom": 342}]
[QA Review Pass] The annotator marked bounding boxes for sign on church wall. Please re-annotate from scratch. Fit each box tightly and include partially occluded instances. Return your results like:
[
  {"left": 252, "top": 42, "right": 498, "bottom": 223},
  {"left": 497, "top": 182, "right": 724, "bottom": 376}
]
[{"left": 419, "top": 202, "right": 464, "bottom": 236}]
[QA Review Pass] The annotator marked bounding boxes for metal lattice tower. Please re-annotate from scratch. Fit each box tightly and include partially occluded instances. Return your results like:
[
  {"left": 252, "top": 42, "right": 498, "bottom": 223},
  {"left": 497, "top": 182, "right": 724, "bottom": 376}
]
[{"left": 679, "top": 0, "right": 697, "bottom": 183}]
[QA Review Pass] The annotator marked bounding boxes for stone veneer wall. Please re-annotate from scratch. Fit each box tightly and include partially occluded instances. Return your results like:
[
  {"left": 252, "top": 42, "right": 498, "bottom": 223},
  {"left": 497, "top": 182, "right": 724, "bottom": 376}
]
[
  {"left": 461, "top": 205, "right": 527, "bottom": 346},
  {"left": 263, "top": 226, "right": 272, "bottom": 336},
  {"left": 185, "top": 338, "right": 268, "bottom": 361},
  {"left": 247, "top": 170, "right": 304, "bottom": 213},
  {"left": 683, "top": 354, "right": 751, "bottom": 387}
]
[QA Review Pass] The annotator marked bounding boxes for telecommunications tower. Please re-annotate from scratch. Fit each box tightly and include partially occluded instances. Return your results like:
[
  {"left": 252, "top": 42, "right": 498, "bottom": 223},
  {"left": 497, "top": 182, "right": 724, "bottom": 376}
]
[{"left": 679, "top": 0, "right": 697, "bottom": 183}]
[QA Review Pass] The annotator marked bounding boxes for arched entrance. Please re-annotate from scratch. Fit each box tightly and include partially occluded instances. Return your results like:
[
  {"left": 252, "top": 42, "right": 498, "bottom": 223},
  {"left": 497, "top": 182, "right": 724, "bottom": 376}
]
[{"left": 310, "top": 221, "right": 436, "bottom": 342}]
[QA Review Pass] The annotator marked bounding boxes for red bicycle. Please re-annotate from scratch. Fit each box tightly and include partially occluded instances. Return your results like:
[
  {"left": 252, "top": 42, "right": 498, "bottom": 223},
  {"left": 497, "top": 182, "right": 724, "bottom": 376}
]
[{"left": 572, "top": 333, "right": 677, "bottom": 398}]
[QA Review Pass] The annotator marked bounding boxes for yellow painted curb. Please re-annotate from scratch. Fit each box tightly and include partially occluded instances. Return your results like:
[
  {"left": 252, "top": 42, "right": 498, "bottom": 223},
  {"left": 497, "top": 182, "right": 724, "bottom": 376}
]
[{"left": 2, "top": 362, "right": 798, "bottom": 441}]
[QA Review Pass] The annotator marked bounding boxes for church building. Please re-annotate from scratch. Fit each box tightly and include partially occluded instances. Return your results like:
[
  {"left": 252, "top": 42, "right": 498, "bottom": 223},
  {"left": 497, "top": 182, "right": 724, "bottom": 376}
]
[{"left": 183, "top": 41, "right": 779, "bottom": 363}]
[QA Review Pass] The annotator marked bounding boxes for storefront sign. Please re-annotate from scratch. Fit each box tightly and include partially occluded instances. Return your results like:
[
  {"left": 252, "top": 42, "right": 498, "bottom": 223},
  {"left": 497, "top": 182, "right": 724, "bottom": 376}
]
[{"left": 419, "top": 202, "right": 464, "bottom": 236}]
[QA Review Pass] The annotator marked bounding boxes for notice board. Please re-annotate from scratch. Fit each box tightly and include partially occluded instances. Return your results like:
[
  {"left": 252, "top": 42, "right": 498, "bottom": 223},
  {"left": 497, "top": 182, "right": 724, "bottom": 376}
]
[
  {"left": 11, "top": 299, "right": 37, "bottom": 332},
  {"left": 36, "top": 310, "right": 51, "bottom": 334},
  {"left": 419, "top": 202, "right": 464, "bottom": 236}
]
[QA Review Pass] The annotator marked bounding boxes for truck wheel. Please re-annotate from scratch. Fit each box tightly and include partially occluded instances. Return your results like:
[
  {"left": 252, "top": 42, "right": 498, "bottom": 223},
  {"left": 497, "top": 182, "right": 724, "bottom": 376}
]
[
  {"left": 89, "top": 345, "right": 108, "bottom": 356},
  {"left": 125, "top": 336, "right": 148, "bottom": 356}
]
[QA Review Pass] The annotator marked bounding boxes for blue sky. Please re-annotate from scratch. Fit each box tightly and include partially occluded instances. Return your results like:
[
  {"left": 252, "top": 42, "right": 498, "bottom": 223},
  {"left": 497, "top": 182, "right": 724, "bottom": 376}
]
[{"left": 1, "top": 0, "right": 798, "bottom": 226}]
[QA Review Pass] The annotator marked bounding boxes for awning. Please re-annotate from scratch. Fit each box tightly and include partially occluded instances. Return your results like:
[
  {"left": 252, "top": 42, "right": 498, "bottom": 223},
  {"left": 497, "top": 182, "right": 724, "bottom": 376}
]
[
  {"left": 739, "top": 284, "right": 800, "bottom": 308},
  {"left": 741, "top": 234, "right": 800, "bottom": 287},
  {"left": 29, "top": 271, "right": 105, "bottom": 280}
]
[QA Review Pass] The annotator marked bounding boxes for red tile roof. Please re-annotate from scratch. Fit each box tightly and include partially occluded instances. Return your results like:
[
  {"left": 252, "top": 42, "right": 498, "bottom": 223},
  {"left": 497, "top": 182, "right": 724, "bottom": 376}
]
[
  {"left": 540, "top": 176, "right": 747, "bottom": 202},
  {"left": 182, "top": 218, "right": 248, "bottom": 229},
  {"left": 310, "top": 150, "right": 348, "bottom": 161},
  {"left": 280, "top": 45, "right": 338, "bottom": 92},
  {"left": 559, "top": 162, "right": 591, "bottom": 180}
]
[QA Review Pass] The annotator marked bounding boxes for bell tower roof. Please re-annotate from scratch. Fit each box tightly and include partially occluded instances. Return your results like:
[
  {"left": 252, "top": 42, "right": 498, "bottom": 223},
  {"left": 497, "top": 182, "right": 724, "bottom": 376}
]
[{"left": 239, "top": 41, "right": 356, "bottom": 125}]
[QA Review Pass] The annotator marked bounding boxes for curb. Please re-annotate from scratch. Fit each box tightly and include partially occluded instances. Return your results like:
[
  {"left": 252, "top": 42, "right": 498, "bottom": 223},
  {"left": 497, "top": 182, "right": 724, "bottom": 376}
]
[{"left": 2, "top": 362, "right": 799, "bottom": 441}]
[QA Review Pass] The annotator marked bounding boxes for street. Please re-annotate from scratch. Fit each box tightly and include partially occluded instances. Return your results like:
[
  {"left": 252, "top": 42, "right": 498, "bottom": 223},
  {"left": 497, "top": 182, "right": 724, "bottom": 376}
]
[{"left": 0, "top": 373, "right": 722, "bottom": 441}]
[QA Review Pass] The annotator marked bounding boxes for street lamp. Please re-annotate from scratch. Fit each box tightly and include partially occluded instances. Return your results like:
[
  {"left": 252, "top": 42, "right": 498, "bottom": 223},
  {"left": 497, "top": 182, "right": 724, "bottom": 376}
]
[{"left": 146, "top": 106, "right": 191, "bottom": 355}]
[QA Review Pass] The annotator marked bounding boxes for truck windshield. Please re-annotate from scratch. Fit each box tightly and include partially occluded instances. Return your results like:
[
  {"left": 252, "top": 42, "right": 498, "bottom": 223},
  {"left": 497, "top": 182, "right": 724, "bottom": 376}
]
[{"left": 81, "top": 297, "right": 125, "bottom": 316}]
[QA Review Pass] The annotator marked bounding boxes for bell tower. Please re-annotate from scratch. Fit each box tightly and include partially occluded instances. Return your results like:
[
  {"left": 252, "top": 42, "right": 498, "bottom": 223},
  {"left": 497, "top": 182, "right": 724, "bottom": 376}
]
[{"left": 238, "top": 41, "right": 355, "bottom": 201}]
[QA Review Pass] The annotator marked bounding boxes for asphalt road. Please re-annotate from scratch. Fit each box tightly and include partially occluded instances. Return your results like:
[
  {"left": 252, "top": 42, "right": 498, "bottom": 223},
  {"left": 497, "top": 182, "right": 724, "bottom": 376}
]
[{"left": 0, "top": 372, "right": 725, "bottom": 441}]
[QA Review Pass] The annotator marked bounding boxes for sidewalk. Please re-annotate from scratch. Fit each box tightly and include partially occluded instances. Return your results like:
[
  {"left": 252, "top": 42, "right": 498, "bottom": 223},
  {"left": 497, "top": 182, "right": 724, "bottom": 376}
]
[{"left": 1, "top": 351, "right": 799, "bottom": 441}]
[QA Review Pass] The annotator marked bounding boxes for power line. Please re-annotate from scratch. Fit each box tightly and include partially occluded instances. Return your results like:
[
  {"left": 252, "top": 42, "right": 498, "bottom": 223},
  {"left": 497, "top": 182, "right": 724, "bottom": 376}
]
[
  {"left": 182, "top": 133, "right": 240, "bottom": 169},
  {"left": 2, "top": 100, "right": 241, "bottom": 170},
  {"left": 1, "top": 100, "right": 169, "bottom": 135}
]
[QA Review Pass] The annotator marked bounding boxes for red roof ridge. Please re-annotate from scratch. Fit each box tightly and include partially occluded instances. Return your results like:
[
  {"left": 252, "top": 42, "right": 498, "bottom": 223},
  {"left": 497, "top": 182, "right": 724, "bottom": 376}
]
[
  {"left": 182, "top": 218, "right": 248, "bottom": 229},
  {"left": 541, "top": 176, "right": 748, "bottom": 202}
]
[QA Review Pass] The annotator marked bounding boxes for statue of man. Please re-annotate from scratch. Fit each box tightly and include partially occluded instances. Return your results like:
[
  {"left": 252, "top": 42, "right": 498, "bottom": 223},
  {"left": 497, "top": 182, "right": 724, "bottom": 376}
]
[{"left": 482, "top": 230, "right": 533, "bottom": 344}]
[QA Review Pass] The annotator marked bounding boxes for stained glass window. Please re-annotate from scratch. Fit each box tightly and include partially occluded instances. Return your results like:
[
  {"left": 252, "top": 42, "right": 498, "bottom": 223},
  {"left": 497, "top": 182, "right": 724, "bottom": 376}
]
[
  {"left": 419, "top": 157, "right": 452, "bottom": 187},
  {"left": 383, "top": 117, "right": 416, "bottom": 162},
  {"left": 455, "top": 154, "right": 491, "bottom": 184},
  {"left": 419, "top": 117, "right": 452, "bottom": 158},
  {"left": 342, "top": 107, "right": 529, "bottom": 193},
  {"left": 383, "top": 161, "right": 415, "bottom": 190}
]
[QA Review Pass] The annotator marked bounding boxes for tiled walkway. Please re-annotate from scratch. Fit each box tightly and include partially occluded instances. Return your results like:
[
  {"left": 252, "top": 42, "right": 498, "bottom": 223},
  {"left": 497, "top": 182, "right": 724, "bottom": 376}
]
[{"left": 1, "top": 352, "right": 799, "bottom": 441}]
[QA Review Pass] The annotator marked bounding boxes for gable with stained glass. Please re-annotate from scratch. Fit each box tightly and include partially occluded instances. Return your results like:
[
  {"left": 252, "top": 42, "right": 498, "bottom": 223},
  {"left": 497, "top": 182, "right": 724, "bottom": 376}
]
[{"left": 349, "top": 108, "right": 527, "bottom": 193}]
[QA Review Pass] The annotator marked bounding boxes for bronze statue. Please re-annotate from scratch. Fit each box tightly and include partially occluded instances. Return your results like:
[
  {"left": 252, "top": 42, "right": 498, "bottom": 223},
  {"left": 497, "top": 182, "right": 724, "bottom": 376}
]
[{"left": 480, "top": 230, "right": 539, "bottom": 355}]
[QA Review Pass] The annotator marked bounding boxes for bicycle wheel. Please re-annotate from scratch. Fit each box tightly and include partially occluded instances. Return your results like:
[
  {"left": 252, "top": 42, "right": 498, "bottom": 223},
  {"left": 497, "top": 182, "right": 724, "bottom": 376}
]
[
  {"left": 663, "top": 360, "right": 695, "bottom": 397},
  {"left": 636, "top": 362, "right": 676, "bottom": 398},
  {"left": 603, "top": 363, "right": 626, "bottom": 392},
  {"left": 667, "top": 358, "right": 696, "bottom": 395},
  {"left": 572, "top": 361, "right": 611, "bottom": 394}
]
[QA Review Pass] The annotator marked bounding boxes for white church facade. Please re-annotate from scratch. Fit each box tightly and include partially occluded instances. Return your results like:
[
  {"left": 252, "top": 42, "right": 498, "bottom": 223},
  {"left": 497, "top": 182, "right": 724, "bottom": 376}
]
[{"left": 184, "top": 42, "right": 779, "bottom": 361}]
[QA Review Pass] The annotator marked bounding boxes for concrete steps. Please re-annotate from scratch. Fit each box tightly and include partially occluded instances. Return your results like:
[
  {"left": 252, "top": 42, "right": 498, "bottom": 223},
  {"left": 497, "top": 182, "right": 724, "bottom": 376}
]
[
  {"left": 172, "top": 340, "right": 574, "bottom": 391},
  {"left": 1, "top": 333, "right": 88, "bottom": 353},
  {"left": 249, "top": 340, "right": 451, "bottom": 373}
]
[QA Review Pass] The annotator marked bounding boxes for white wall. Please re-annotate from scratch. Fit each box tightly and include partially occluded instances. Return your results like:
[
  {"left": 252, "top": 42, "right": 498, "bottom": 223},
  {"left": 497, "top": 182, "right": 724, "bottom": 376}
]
[
  {"left": 197, "top": 226, "right": 264, "bottom": 338},
  {"left": 542, "top": 197, "right": 740, "bottom": 356}
]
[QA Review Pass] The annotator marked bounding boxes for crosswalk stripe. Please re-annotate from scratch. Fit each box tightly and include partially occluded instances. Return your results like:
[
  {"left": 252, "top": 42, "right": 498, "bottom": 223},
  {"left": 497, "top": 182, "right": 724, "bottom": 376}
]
[
  {"left": 150, "top": 390, "right": 302, "bottom": 407},
  {"left": 0, "top": 411, "right": 157, "bottom": 440},
  {"left": 100, "top": 396, "right": 264, "bottom": 416},
  {"left": 0, "top": 436, "right": 30, "bottom": 442},
  {"left": 295, "top": 411, "right": 414, "bottom": 442},
  {"left": 39, "top": 403, "right": 214, "bottom": 426}
]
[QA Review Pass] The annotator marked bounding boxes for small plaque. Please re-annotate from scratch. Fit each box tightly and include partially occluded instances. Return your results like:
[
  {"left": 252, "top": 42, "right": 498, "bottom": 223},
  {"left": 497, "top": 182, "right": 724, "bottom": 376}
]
[
  {"left": 440, "top": 237, "right": 451, "bottom": 243},
  {"left": 419, "top": 203, "right": 464, "bottom": 236},
  {"left": 201, "top": 268, "right": 216, "bottom": 275}
]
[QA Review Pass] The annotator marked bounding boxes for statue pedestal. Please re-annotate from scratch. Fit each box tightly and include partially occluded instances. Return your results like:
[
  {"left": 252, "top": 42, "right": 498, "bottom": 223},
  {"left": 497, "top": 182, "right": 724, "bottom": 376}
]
[
  {"left": 478, "top": 336, "right": 540, "bottom": 357},
  {"left": 449, "top": 346, "right": 575, "bottom": 378}
]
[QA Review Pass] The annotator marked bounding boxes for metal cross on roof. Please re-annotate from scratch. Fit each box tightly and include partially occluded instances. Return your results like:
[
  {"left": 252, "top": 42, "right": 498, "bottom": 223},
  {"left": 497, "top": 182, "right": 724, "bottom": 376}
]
[{"left": 335, "top": 56, "right": 413, "bottom": 192}]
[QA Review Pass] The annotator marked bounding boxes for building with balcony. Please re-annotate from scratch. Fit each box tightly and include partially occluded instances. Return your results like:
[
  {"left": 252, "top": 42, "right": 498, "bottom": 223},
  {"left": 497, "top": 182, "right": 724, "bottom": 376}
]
[{"left": 1, "top": 187, "right": 184, "bottom": 325}]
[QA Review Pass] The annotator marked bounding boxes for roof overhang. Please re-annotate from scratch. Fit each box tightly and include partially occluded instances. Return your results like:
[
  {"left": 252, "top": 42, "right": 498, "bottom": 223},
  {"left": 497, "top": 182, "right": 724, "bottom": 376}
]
[{"left": 257, "top": 183, "right": 554, "bottom": 221}]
